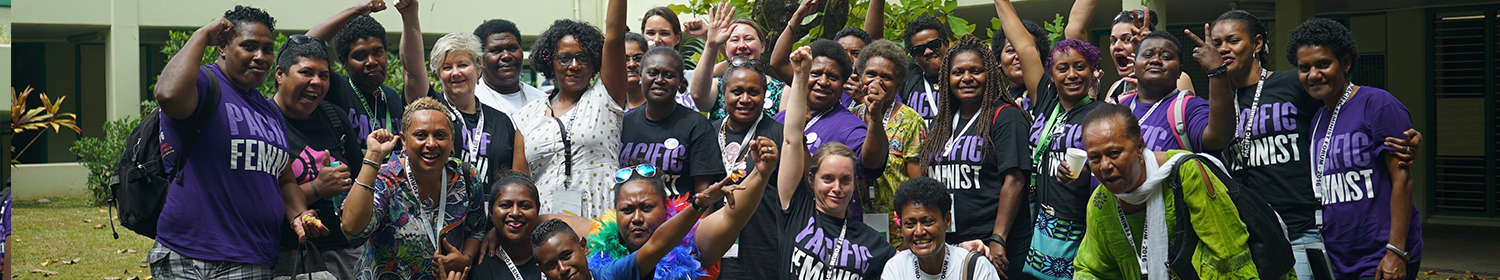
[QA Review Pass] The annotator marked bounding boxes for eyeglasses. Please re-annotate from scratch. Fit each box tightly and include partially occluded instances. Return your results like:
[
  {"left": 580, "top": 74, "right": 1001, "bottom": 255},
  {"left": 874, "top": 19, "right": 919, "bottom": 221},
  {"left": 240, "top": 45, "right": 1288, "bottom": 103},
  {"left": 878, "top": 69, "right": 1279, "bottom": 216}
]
[
  {"left": 555, "top": 52, "right": 591, "bottom": 67},
  {"left": 729, "top": 56, "right": 766, "bottom": 72},
  {"left": 614, "top": 164, "right": 659, "bottom": 183},
  {"left": 907, "top": 39, "right": 946, "bottom": 55}
]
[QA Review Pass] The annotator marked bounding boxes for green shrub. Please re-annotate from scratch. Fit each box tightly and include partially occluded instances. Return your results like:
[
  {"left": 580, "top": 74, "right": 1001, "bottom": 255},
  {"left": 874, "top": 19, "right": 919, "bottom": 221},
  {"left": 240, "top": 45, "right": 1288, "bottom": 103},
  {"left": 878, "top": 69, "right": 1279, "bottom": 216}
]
[{"left": 70, "top": 101, "right": 154, "bottom": 206}]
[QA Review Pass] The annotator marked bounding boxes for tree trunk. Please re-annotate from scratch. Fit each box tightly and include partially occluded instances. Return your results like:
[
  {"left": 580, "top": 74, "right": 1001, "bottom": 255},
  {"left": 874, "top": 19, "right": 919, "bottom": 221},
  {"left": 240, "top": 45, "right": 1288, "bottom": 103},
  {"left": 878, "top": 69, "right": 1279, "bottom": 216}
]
[{"left": 753, "top": 0, "right": 849, "bottom": 60}]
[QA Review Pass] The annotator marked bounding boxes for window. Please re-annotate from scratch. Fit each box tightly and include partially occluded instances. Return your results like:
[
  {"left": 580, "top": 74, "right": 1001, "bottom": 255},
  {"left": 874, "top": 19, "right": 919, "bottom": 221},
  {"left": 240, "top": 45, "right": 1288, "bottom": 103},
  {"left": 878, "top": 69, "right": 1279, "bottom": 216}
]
[{"left": 1429, "top": 8, "right": 1498, "bottom": 217}]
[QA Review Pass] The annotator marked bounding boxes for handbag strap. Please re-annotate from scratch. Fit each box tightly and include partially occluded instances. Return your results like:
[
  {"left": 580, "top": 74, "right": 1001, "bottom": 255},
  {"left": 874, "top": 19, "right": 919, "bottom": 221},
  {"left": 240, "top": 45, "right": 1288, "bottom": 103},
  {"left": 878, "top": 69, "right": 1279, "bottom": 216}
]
[{"left": 963, "top": 251, "right": 983, "bottom": 280}]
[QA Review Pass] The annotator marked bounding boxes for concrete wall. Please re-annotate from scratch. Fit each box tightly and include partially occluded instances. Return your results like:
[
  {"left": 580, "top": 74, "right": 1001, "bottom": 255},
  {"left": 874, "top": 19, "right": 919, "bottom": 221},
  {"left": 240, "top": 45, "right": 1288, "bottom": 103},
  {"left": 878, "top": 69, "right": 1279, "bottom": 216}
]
[{"left": 10, "top": 163, "right": 90, "bottom": 200}]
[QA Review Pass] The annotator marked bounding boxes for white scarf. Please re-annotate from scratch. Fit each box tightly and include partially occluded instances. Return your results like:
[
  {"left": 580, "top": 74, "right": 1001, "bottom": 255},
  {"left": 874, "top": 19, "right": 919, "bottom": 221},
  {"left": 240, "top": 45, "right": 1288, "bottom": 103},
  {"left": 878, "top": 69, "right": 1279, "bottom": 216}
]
[{"left": 1114, "top": 151, "right": 1229, "bottom": 280}]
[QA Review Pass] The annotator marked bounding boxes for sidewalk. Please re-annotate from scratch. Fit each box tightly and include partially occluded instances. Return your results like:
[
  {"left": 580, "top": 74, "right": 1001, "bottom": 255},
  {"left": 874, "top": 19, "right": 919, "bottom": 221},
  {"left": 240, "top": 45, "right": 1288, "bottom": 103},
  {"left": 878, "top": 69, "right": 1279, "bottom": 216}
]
[{"left": 1419, "top": 223, "right": 1500, "bottom": 275}]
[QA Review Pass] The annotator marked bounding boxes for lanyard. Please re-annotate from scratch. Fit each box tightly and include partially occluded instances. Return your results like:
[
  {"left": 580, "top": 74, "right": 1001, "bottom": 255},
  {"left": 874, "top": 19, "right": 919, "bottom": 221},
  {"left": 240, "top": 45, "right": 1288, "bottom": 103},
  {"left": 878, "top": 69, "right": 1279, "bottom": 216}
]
[
  {"left": 806, "top": 107, "right": 835, "bottom": 128},
  {"left": 718, "top": 115, "right": 762, "bottom": 174},
  {"left": 1032, "top": 95, "right": 1092, "bottom": 167},
  {"left": 402, "top": 155, "right": 448, "bottom": 252},
  {"left": 1235, "top": 69, "right": 1270, "bottom": 139},
  {"left": 922, "top": 80, "right": 939, "bottom": 116},
  {"left": 448, "top": 102, "right": 486, "bottom": 165},
  {"left": 1311, "top": 84, "right": 1355, "bottom": 201},
  {"left": 350, "top": 78, "right": 392, "bottom": 130},
  {"left": 945, "top": 112, "right": 981, "bottom": 158},
  {"left": 1116, "top": 204, "right": 1150, "bottom": 275},
  {"left": 822, "top": 217, "right": 849, "bottom": 276},
  {"left": 1127, "top": 91, "right": 1174, "bottom": 126},
  {"left": 497, "top": 247, "right": 534, "bottom": 280}
]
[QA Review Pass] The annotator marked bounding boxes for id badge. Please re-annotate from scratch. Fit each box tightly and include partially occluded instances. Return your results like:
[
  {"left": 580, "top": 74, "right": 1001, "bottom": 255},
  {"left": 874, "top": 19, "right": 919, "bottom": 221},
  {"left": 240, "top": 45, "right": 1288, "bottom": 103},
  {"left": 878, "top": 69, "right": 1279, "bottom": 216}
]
[
  {"left": 863, "top": 213, "right": 890, "bottom": 236},
  {"left": 554, "top": 189, "right": 584, "bottom": 216}
]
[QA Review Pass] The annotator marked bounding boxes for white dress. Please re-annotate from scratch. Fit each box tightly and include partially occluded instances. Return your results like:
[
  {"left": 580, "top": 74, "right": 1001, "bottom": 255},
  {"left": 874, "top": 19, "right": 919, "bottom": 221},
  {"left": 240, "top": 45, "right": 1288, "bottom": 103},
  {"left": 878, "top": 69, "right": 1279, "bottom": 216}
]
[{"left": 514, "top": 86, "right": 624, "bottom": 218}]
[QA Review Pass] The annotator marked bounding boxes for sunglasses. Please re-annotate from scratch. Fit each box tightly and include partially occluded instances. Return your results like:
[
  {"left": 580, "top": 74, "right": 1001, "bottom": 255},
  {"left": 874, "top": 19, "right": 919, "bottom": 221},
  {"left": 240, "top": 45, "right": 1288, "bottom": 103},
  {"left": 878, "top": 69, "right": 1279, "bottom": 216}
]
[
  {"left": 555, "top": 52, "right": 592, "bottom": 67},
  {"left": 278, "top": 34, "right": 329, "bottom": 61},
  {"left": 907, "top": 39, "right": 946, "bottom": 55},
  {"left": 614, "top": 164, "right": 659, "bottom": 183},
  {"left": 729, "top": 56, "right": 766, "bottom": 72}
]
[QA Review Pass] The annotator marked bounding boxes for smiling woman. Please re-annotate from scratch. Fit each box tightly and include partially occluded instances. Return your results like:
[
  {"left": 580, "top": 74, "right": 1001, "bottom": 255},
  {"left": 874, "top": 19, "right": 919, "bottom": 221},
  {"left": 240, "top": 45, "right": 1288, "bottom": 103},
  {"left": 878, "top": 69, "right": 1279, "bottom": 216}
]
[{"left": 880, "top": 177, "right": 1002, "bottom": 280}]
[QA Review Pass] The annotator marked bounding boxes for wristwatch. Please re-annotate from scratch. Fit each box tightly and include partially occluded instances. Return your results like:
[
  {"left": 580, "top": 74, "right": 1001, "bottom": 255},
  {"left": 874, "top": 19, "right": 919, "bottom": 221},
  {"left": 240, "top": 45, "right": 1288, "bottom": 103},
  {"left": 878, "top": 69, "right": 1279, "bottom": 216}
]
[{"left": 984, "top": 234, "right": 1007, "bottom": 247}]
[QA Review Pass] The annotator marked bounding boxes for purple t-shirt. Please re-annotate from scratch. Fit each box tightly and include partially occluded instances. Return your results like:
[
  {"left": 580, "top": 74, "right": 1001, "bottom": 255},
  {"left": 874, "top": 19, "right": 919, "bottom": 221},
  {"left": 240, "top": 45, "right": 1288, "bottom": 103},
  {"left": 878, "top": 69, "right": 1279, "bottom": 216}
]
[
  {"left": 774, "top": 107, "right": 868, "bottom": 157},
  {"left": 1311, "top": 86, "right": 1422, "bottom": 279},
  {"left": 158, "top": 65, "right": 289, "bottom": 266},
  {"left": 1122, "top": 91, "right": 1210, "bottom": 152}
]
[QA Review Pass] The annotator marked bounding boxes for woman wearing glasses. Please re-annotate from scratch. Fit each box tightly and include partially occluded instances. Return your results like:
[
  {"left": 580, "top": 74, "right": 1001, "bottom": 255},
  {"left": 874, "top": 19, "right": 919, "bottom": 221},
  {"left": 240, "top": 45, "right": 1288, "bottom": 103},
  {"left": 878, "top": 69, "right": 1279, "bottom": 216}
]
[
  {"left": 619, "top": 44, "right": 727, "bottom": 201},
  {"left": 513, "top": 0, "right": 632, "bottom": 218},
  {"left": 396, "top": 0, "right": 527, "bottom": 190},
  {"left": 689, "top": 3, "right": 789, "bottom": 120}
]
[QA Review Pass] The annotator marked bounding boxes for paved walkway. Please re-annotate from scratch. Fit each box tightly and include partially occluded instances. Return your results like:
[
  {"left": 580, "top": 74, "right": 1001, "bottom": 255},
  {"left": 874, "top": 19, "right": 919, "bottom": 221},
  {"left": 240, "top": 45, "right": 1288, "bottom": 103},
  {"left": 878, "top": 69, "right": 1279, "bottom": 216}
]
[{"left": 1418, "top": 223, "right": 1500, "bottom": 275}]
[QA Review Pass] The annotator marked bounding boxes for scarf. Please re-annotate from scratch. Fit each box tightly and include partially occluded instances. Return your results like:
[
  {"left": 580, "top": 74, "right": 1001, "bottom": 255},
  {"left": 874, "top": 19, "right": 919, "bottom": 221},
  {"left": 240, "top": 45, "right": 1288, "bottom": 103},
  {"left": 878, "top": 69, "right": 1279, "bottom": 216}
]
[{"left": 1114, "top": 151, "right": 1228, "bottom": 280}]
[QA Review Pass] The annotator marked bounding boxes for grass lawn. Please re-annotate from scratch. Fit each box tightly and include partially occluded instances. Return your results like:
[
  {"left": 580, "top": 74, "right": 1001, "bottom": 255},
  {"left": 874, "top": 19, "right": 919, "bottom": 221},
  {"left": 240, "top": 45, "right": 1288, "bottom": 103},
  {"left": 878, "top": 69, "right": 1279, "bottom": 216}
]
[{"left": 12, "top": 197, "right": 154, "bottom": 279}]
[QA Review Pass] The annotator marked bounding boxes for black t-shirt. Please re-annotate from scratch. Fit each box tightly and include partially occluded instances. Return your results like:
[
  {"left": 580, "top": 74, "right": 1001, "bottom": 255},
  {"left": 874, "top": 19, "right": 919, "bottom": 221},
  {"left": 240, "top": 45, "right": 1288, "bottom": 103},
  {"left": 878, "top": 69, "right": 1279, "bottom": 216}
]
[
  {"left": 433, "top": 92, "right": 519, "bottom": 189},
  {"left": 778, "top": 183, "right": 896, "bottom": 280},
  {"left": 467, "top": 254, "right": 542, "bottom": 280},
  {"left": 1224, "top": 70, "right": 1323, "bottom": 236},
  {"left": 326, "top": 72, "right": 405, "bottom": 148},
  {"left": 1028, "top": 79, "right": 1102, "bottom": 222},
  {"left": 619, "top": 104, "right": 727, "bottom": 198},
  {"left": 899, "top": 62, "right": 942, "bottom": 123},
  {"left": 278, "top": 101, "right": 364, "bottom": 249},
  {"left": 925, "top": 105, "right": 1035, "bottom": 244},
  {"left": 713, "top": 116, "right": 785, "bottom": 280}
]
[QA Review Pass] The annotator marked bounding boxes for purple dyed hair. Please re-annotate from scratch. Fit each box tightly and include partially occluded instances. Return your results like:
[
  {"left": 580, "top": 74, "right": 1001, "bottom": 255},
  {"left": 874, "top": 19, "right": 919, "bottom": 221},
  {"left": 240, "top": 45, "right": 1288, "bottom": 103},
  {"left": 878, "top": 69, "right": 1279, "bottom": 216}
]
[{"left": 1047, "top": 38, "right": 1101, "bottom": 70}]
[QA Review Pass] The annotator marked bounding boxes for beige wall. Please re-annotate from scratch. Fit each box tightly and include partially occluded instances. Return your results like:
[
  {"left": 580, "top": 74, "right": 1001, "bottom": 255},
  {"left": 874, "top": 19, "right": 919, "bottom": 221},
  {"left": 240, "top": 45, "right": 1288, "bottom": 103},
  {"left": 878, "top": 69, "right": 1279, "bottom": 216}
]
[
  {"left": 10, "top": 163, "right": 90, "bottom": 200},
  {"left": 1382, "top": 9, "right": 1431, "bottom": 217}
]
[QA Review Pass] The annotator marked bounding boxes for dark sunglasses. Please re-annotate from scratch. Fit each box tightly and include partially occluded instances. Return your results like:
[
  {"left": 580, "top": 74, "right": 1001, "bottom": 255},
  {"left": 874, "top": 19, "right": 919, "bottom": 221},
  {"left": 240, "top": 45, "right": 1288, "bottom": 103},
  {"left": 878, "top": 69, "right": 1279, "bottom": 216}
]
[
  {"left": 729, "top": 56, "right": 766, "bottom": 72},
  {"left": 614, "top": 164, "right": 659, "bottom": 183},
  {"left": 278, "top": 35, "right": 329, "bottom": 62},
  {"left": 907, "top": 39, "right": 946, "bottom": 55}
]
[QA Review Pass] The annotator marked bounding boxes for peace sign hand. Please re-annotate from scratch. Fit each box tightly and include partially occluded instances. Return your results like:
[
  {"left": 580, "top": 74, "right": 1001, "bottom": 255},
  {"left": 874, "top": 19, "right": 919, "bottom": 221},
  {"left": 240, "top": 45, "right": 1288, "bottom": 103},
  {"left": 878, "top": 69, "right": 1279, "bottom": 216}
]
[{"left": 1184, "top": 23, "right": 1226, "bottom": 72}]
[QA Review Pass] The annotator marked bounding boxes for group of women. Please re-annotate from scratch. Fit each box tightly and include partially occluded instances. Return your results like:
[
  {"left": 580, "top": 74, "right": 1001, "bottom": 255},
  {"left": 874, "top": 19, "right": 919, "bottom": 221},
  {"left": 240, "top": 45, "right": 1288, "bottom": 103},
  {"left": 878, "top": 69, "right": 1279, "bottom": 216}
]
[{"left": 166, "top": 0, "right": 1428, "bottom": 279}]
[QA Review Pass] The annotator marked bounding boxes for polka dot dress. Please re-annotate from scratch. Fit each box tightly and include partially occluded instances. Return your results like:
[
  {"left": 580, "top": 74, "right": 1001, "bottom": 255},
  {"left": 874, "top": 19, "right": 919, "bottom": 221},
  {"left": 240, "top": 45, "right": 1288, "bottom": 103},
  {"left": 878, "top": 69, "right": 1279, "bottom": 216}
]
[{"left": 515, "top": 86, "right": 624, "bottom": 218}]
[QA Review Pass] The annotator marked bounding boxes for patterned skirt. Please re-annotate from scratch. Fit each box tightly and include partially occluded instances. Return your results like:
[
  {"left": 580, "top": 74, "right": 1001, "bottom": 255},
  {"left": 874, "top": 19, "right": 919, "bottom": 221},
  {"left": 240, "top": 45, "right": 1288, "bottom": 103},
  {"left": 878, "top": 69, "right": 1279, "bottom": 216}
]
[{"left": 1023, "top": 210, "right": 1087, "bottom": 280}]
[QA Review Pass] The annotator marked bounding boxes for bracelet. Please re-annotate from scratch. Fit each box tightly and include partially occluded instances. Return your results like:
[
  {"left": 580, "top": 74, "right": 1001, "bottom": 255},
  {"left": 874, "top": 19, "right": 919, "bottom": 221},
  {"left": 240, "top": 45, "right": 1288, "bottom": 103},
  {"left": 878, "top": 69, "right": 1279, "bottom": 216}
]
[
  {"left": 1385, "top": 244, "right": 1410, "bottom": 262},
  {"left": 356, "top": 180, "right": 376, "bottom": 191},
  {"left": 692, "top": 199, "right": 710, "bottom": 213},
  {"left": 311, "top": 181, "right": 322, "bottom": 199},
  {"left": 363, "top": 157, "right": 383, "bottom": 169},
  {"left": 1205, "top": 64, "right": 1230, "bottom": 77}
]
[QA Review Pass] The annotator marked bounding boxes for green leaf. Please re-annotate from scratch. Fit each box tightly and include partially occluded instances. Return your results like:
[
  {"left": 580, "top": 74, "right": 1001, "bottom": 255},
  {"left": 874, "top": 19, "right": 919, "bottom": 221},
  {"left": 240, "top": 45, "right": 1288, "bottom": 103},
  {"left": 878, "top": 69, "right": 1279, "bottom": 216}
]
[
  {"left": 948, "top": 16, "right": 972, "bottom": 36},
  {"left": 667, "top": 4, "right": 690, "bottom": 15},
  {"left": 942, "top": 0, "right": 957, "bottom": 13},
  {"left": 802, "top": 12, "right": 823, "bottom": 25},
  {"left": 991, "top": 17, "right": 1004, "bottom": 29}
]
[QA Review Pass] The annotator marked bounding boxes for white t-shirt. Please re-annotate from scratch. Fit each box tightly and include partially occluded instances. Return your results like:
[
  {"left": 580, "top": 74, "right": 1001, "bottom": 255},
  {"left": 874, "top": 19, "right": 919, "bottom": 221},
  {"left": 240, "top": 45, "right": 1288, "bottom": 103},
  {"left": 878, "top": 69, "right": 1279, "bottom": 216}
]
[
  {"left": 475, "top": 80, "right": 548, "bottom": 115},
  {"left": 881, "top": 244, "right": 1000, "bottom": 280}
]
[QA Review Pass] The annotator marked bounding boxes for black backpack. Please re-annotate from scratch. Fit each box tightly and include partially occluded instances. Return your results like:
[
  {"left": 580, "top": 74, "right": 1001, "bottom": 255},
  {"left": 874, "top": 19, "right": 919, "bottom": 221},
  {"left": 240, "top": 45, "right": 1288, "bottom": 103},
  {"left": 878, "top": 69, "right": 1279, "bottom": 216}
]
[
  {"left": 1164, "top": 154, "right": 1294, "bottom": 280},
  {"left": 107, "top": 71, "right": 222, "bottom": 239}
]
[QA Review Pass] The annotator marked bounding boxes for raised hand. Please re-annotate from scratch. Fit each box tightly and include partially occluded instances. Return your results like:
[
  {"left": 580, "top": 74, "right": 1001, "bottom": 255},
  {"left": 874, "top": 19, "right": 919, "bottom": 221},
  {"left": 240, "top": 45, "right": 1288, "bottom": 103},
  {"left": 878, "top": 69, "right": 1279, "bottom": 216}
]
[
  {"left": 749, "top": 136, "right": 780, "bottom": 174},
  {"left": 355, "top": 0, "right": 388, "bottom": 15},
  {"left": 792, "top": 0, "right": 822, "bottom": 23},
  {"left": 790, "top": 46, "right": 814, "bottom": 75},
  {"left": 706, "top": 2, "right": 737, "bottom": 48},
  {"left": 394, "top": 0, "right": 418, "bottom": 15},
  {"left": 698, "top": 175, "right": 741, "bottom": 210},
  {"left": 1184, "top": 24, "right": 1225, "bottom": 72},
  {"left": 199, "top": 17, "right": 236, "bottom": 47},
  {"left": 683, "top": 18, "right": 708, "bottom": 39},
  {"left": 366, "top": 129, "right": 399, "bottom": 159},
  {"left": 861, "top": 79, "right": 889, "bottom": 120}
]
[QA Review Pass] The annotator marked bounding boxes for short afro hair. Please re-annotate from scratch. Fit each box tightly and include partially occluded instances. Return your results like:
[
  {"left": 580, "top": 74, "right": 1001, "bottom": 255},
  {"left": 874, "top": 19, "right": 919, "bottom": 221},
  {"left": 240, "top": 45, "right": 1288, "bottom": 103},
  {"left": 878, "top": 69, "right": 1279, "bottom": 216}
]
[
  {"left": 224, "top": 5, "right": 276, "bottom": 34},
  {"left": 855, "top": 39, "right": 910, "bottom": 87},
  {"left": 990, "top": 19, "right": 1049, "bottom": 61},
  {"left": 275, "top": 36, "right": 330, "bottom": 72},
  {"left": 809, "top": 39, "right": 854, "bottom": 79},
  {"left": 834, "top": 27, "right": 873, "bottom": 44},
  {"left": 332, "top": 15, "right": 387, "bottom": 64},
  {"left": 625, "top": 32, "right": 650, "bottom": 52},
  {"left": 643, "top": 46, "right": 685, "bottom": 75},
  {"left": 490, "top": 170, "right": 540, "bottom": 205},
  {"left": 1136, "top": 30, "right": 1183, "bottom": 57},
  {"left": 1285, "top": 17, "right": 1358, "bottom": 69},
  {"left": 1048, "top": 38, "right": 1101, "bottom": 71},
  {"left": 893, "top": 177, "right": 951, "bottom": 217},
  {"left": 473, "top": 19, "right": 522, "bottom": 44},
  {"left": 531, "top": 218, "right": 578, "bottom": 249},
  {"left": 530, "top": 19, "right": 605, "bottom": 82},
  {"left": 903, "top": 15, "right": 952, "bottom": 46}
]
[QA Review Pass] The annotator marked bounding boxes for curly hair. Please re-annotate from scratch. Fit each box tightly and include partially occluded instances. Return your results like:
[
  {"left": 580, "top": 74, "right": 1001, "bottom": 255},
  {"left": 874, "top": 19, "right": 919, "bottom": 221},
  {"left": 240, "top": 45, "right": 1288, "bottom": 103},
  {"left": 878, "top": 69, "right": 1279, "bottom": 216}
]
[
  {"left": 1048, "top": 38, "right": 1101, "bottom": 71},
  {"left": 332, "top": 15, "right": 387, "bottom": 64},
  {"left": 921, "top": 35, "right": 1030, "bottom": 167},
  {"left": 1212, "top": 10, "right": 1271, "bottom": 67},
  {"left": 904, "top": 15, "right": 952, "bottom": 46},
  {"left": 990, "top": 19, "right": 1050, "bottom": 61},
  {"left": 809, "top": 39, "right": 853, "bottom": 79},
  {"left": 531, "top": 218, "right": 578, "bottom": 249},
  {"left": 275, "top": 37, "right": 330, "bottom": 72},
  {"left": 490, "top": 170, "right": 541, "bottom": 205},
  {"left": 834, "top": 27, "right": 873, "bottom": 44},
  {"left": 530, "top": 19, "right": 605, "bottom": 82},
  {"left": 893, "top": 177, "right": 951, "bottom": 218},
  {"left": 1285, "top": 17, "right": 1359, "bottom": 69},
  {"left": 401, "top": 97, "right": 453, "bottom": 133},
  {"left": 854, "top": 39, "right": 910, "bottom": 88},
  {"left": 641, "top": 7, "right": 683, "bottom": 45},
  {"left": 612, "top": 160, "right": 669, "bottom": 204},
  {"left": 429, "top": 33, "right": 483, "bottom": 75},
  {"left": 1136, "top": 30, "right": 1183, "bottom": 57},
  {"left": 224, "top": 5, "right": 276, "bottom": 33},
  {"left": 474, "top": 19, "right": 522, "bottom": 43}
]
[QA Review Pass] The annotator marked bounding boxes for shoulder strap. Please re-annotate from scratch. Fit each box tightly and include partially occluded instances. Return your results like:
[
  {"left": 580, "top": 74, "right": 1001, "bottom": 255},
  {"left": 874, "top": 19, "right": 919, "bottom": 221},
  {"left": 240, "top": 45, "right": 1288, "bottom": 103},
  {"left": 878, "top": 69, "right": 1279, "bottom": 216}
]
[
  {"left": 1164, "top": 153, "right": 1218, "bottom": 280},
  {"left": 168, "top": 69, "right": 223, "bottom": 180},
  {"left": 992, "top": 104, "right": 1017, "bottom": 123},
  {"left": 319, "top": 102, "right": 346, "bottom": 134},
  {"left": 1166, "top": 90, "right": 1194, "bottom": 151},
  {"left": 963, "top": 251, "right": 983, "bottom": 280},
  {"left": 1116, "top": 91, "right": 1139, "bottom": 105}
]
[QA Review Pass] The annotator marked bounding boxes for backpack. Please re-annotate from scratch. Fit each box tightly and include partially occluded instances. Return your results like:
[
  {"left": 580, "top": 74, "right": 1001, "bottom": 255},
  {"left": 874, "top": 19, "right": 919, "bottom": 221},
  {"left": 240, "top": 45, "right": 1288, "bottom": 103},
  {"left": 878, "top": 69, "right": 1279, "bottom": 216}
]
[
  {"left": 1118, "top": 90, "right": 1197, "bottom": 151},
  {"left": 1163, "top": 154, "right": 1294, "bottom": 280},
  {"left": 107, "top": 70, "right": 222, "bottom": 239}
]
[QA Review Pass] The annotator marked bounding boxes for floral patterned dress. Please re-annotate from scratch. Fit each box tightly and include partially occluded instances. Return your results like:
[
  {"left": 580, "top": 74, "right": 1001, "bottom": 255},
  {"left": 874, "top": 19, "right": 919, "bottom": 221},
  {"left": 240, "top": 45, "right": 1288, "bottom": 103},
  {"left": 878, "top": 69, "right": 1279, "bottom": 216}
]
[{"left": 347, "top": 156, "right": 489, "bottom": 280}]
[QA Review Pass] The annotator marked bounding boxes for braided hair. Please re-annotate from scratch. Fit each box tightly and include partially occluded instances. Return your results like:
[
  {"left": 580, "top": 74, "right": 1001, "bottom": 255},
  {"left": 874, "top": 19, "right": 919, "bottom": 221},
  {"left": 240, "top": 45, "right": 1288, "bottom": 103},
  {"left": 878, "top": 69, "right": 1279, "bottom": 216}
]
[{"left": 920, "top": 35, "right": 1031, "bottom": 167}]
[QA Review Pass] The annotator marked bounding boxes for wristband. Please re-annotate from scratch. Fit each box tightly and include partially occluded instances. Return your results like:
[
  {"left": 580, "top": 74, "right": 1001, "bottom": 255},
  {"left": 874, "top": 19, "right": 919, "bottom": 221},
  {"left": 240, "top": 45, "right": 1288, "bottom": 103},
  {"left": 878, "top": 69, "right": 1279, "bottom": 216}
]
[
  {"left": 363, "top": 157, "right": 383, "bottom": 169},
  {"left": 692, "top": 199, "right": 710, "bottom": 213},
  {"left": 1205, "top": 64, "right": 1230, "bottom": 77},
  {"left": 311, "top": 181, "right": 322, "bottom": 199}
]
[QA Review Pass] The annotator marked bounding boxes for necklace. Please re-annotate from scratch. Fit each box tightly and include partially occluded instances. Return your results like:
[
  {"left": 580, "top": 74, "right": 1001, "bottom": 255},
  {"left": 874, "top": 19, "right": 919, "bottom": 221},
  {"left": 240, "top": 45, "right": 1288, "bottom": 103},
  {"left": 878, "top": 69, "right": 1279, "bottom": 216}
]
[
  {"left": 718, "top": 114, "right": 761, "bottom": 179},
  {"left": 912, "top": 244, "right": 951, "bottom": 279},
  {"left": 401, "top": 155, "right": 448, "bottom": 251},
  {"left": 1312, "top": 84, "right": 1356, "bottom": 202}
]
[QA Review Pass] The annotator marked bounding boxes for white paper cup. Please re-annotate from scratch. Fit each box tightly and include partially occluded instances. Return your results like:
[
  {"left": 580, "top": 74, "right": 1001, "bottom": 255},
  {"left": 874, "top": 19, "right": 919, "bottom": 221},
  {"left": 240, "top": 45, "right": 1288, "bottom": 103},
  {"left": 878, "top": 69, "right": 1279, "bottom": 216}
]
[{"left": 1064, "top": 148, "right": 1087, "bottom": 179}]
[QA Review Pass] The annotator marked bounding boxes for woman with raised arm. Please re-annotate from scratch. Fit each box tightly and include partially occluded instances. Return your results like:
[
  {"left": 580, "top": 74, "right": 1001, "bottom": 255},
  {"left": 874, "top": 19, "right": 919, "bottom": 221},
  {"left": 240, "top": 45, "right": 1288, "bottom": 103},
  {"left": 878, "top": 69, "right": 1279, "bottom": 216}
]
[
  {"left": 1180, "top": 11, "right": 1424, "bottom": 280},
  {"left": 994, "top": 0, "right": 1103, "bottom": 278},
  {"left": 990, "top": 19, "right": 1049, "bottom": 112},
  {"left": 919, "top": 34, "right": 1035, "bottom": 278},
  {"left": 512, "top": 0, "right": 631, "bottom": 218},
  {"left": 848, "top": 39, "right": 925, "bottom": 248},
  {"left": 688, "top": 3, "right": 789, "bottom": 120},
  {"left": 1113, "top": 31, "right": 1236, "bottom": 153},
  {"left": 773, "top": 46, "right": 897, "bottom": 280}
]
